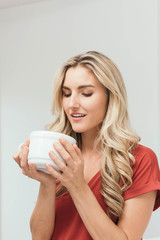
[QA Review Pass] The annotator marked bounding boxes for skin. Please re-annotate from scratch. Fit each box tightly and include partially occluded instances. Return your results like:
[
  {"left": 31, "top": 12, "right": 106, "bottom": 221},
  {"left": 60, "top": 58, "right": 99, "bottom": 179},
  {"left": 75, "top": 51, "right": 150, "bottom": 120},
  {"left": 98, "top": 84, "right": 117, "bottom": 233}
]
[
  {"left": 62, "top": 66, "right": 108, "bottom": 136},
  {"left": 13, "top": 66, "right": 157, "bottom": 240}
]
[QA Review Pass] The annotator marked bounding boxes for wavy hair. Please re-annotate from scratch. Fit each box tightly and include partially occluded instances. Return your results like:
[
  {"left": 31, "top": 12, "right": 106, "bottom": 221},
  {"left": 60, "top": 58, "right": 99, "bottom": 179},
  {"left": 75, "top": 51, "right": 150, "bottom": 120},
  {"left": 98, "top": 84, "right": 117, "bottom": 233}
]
[{"left": 48, "top": 51, "right": 140, "bottom": 218}]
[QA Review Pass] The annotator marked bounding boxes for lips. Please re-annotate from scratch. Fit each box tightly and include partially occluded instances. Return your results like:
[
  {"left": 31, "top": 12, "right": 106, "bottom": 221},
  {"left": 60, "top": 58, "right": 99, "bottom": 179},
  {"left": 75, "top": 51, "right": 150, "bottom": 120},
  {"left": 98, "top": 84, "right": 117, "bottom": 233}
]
[
  {"left": 71, "top": 113, "right": 86, "bottom": 119},
  {"left": 72, "top": 114, "right": 86, "bottom": 117}
]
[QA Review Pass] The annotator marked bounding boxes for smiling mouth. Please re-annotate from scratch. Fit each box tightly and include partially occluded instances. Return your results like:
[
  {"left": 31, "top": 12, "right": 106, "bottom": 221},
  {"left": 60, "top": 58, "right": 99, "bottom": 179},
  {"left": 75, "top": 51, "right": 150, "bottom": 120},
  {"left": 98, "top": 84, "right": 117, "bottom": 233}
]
[{"left": 71, "top": 114, "right": 86, "bottom": 118}]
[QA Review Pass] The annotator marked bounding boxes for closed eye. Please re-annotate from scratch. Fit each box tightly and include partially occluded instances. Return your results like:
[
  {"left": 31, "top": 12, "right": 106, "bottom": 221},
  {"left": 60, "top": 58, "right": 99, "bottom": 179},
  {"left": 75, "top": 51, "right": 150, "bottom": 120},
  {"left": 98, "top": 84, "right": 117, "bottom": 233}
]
[
  {"left": 63, "top": 93, "right": 92, "bottom": 97},
  {"left": 63, "top": 93, "right": 71, "bottom": 97},
  {"left": 82, "top": 93, "right": 93, "bottom": 97}
]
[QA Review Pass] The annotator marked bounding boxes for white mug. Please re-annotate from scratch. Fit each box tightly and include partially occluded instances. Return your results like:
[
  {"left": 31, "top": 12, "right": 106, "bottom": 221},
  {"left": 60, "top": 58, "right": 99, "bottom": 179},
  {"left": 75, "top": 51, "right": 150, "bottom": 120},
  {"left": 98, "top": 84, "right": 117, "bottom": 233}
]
[{"left": 28, "top": 131, "right": 76, "bottom": 174}]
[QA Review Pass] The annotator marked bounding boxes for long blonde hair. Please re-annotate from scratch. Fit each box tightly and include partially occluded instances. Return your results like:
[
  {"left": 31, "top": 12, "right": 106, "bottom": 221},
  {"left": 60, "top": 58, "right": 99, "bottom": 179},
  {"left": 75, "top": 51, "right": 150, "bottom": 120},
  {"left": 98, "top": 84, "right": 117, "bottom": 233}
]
[{"left": 48, "top": 51, "right": 140, "bottom": 218}]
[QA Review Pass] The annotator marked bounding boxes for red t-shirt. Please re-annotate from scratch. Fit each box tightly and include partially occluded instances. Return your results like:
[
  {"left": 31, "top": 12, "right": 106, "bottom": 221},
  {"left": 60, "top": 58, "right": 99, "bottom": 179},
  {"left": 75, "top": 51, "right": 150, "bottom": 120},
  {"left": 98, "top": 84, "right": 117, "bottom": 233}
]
[{"left": 52, "top": 145, "right": 160, "bottom": 240}]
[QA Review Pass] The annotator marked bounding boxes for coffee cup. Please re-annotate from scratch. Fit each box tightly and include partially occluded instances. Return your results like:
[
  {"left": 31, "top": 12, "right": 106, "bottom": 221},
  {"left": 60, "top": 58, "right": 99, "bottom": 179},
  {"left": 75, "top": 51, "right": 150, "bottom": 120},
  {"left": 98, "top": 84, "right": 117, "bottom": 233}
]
[{"left": 28, "top": 131, "right": 76, "bottom": 174}]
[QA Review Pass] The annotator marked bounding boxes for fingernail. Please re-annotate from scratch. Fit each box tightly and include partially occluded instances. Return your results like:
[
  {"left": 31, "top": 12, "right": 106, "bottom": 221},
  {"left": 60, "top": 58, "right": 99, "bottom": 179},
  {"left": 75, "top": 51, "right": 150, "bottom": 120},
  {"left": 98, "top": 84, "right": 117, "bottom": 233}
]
[
  {"left": 53, "top": 142, "right": 58, "bottom": 147},
  {"left": 59, "top": 137, "right": 65, "bottom": 142},
  {"left": 24, "top": 146, "right": 28, "bottom": 152},
  {"left": 13, "top": 153, "right": 18, "bottom": 158},
  {"left": 46, "top": 164, "right": 52, "bottom": 169},
  {"left": 49, "top": 151, "right": 54, "bottom": 156}
]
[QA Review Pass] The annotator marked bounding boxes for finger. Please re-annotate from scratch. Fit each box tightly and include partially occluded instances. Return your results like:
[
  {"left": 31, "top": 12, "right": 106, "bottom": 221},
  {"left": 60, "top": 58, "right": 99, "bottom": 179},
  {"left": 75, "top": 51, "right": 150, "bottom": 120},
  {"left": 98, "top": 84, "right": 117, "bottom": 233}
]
[
  {"left": 53, "top": 142, "right": 73, "bottom": 167},
  {"left": 46, "top": 164, "right": 62, "bottom": 181},
  {"left": 24, "top": 138, "right": 30, "bottom": 147},
  {"left": 28, "top": 163, "right": 39, "bottom": 178},
  {"left": 22, "top": 168, "right": 28, "bottom": 176},
  {"left": 22, "top": 168, "right": 30, "bottom": 177},
  {"left": 19, "top": 139, "right": 30, "bottom": 164},
  {"left": 22, "top": 163, "right": 37, "bottom": 178},
  {"left": 72, "top": 144, "right": 83, "bottom": 163},
  {"left": 28, "top": 163, "right": 48, "bottom": 180},
  {"left": 13, "top": 149, "right": 21, "bottom": 161},
  {"left": 49, "top": 151, "right": 68, "bottom": 173},
  {"left": 13, "top": 139, "right": 30, "bottom": 163},
  {"left": 73, "top": 144, "right": 81, "bottom": 156},
  {"left": 20, "top": 146, "right": 29, "bottom": 169},
  {"left": 58, "top": 138, "right": 78, "bottom": 162},
  {"left": 18, "top": 139, "right": 30, "bottom": 150}
]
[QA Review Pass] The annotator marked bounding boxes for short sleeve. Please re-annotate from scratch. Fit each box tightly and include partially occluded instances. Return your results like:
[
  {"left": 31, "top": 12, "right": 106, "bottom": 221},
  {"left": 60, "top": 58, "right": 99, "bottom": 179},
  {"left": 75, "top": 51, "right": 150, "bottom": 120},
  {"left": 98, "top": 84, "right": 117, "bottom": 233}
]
[{"left": 123, "top": 145, "right": 160, "bottom": 211}]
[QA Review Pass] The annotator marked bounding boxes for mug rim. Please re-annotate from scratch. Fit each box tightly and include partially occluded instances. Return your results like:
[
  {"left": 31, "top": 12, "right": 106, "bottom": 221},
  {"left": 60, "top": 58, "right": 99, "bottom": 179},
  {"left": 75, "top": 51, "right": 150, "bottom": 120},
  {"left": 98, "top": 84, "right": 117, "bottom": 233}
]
[{"left": 30, "top": 131, "right": 76, "bottom": 143}]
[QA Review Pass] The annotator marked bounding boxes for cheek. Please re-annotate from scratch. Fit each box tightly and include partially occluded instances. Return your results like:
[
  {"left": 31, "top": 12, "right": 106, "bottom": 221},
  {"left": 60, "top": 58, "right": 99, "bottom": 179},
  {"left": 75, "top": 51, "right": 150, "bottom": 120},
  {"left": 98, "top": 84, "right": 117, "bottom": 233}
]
[
  {"left": 88, "top": 95, "right": 107, "bottom": 110},
  {"left": 62, "top": 100, "right": 71, "bottom": 120},
  {"left": 90, "top": 96, "right": 108, "bottom": 118},
  {"left": 62, "top": 99, "right": 67, "bottom": 112}
]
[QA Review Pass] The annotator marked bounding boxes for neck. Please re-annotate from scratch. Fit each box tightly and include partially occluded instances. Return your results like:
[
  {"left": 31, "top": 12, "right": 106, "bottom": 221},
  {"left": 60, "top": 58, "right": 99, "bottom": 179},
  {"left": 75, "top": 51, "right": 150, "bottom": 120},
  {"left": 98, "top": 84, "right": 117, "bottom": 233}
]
[
  {"left": 81, "top": 130, "right": 100, "bottom": 156},
  {"left": 80, "top": 130, "right": 102, "bottom": 176}
]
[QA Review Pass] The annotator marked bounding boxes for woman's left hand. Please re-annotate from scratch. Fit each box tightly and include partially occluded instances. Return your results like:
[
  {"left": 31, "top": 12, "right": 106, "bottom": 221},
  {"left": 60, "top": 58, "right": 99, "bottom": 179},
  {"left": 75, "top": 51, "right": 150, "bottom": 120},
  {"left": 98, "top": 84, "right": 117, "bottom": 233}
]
[{"left": 46, "top": 137, "right": 85, "bottom": 193}]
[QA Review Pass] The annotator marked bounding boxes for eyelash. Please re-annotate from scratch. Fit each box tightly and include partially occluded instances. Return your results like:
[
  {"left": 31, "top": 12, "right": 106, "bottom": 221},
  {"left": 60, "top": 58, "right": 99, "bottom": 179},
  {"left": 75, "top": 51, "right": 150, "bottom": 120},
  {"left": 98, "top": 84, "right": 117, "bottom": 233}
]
[{"left": 63, "top": 93, "right": 93, "bottom": 97}]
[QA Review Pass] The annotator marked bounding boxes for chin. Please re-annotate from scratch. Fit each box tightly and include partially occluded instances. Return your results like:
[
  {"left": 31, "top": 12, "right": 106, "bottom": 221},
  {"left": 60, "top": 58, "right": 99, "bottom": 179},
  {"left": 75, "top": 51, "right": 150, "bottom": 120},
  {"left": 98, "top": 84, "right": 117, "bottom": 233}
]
[
  {"left": 71, "top": 126, "right": 85, "bottom": 133},
  {"left": 72, "top": 129, "right": 83, "bottom": 133},
  {"left": 70, "top": 122, "right": 93, "bottom": 134},
  {"left": 71, "top": 126, "right": 91, "bottom": 134}
]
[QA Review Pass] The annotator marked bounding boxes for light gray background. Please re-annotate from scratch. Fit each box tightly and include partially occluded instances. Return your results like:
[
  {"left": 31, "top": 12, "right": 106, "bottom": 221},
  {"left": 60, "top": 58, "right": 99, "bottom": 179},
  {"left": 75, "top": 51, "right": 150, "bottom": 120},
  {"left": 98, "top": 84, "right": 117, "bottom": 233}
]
[{"left": 0, "top": 0, "right": 160, "bottom": 239}]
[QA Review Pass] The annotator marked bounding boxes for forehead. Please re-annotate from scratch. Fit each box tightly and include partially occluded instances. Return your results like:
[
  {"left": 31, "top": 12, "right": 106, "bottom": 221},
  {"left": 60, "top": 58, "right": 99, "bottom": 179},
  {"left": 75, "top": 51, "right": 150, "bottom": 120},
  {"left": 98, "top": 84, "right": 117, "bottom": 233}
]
[{"left": 63, "top": 66, "right": 100, "bottom": 87}]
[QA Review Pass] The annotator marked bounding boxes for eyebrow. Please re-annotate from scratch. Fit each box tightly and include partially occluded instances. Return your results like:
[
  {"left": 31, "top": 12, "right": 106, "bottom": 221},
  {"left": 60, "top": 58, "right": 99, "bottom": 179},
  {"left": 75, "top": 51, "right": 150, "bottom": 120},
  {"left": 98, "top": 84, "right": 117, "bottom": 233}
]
[{"left": 62, "top": 85, "right": 95, "bottom": 90}]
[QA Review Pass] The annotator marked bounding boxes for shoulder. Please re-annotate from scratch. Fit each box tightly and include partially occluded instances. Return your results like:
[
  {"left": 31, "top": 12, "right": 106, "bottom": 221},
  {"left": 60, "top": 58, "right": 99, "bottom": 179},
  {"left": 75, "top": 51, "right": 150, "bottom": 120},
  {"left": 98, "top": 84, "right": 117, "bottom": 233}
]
[
  {"left": 132, "top": 144, "right": 158, "bottom": 171},
  {"left": 133, "top": 144, "right": 157, "bottom": 158},
  {"left": 130, "top": 144, "right": 160, "bottom": 186},
  {"left": 123, "top": 144, "right": 160, "bottom": 207}
]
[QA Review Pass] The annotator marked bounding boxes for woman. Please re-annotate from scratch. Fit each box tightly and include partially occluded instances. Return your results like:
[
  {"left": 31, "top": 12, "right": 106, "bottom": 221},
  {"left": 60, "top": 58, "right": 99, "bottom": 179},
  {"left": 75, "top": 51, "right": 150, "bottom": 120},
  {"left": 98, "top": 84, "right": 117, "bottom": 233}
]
[{"left": 13, "top": 51, "right": 160, "bottom": 240}]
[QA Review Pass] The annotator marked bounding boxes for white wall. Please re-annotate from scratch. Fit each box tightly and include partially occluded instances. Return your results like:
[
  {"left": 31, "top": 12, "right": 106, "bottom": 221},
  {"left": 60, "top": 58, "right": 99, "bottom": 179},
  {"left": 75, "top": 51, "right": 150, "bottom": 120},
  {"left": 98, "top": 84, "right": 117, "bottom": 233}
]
[{"left": 0, "top": 0, "right": 159, "bottom": 239}]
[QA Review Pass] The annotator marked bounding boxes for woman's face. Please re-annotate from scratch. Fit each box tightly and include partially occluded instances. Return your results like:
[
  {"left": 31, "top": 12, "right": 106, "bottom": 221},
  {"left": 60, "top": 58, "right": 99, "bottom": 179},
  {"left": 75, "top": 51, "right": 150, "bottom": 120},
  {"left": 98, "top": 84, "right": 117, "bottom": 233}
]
[{"left": 62, "top": 66, "right": 108, "bottom": 135}]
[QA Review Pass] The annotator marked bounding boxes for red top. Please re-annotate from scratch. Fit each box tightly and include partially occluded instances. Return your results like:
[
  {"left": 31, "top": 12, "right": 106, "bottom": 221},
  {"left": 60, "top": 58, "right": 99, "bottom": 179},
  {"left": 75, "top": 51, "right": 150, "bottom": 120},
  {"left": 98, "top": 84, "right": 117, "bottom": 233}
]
[{"left": 52, "top": 145, "right": 160, "bottom": 240}]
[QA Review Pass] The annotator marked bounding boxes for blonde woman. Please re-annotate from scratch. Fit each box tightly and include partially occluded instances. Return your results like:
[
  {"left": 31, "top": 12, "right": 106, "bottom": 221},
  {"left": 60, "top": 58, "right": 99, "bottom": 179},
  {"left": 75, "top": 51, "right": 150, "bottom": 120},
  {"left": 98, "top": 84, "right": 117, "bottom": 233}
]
[{"left": 13, "top": 51, "right": 160, "bottom": 240}]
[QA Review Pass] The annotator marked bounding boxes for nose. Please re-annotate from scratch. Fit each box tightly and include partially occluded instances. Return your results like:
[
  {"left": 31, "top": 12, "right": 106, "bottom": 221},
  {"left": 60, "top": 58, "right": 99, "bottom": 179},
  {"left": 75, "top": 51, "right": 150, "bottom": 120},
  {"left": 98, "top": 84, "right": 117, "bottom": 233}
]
[{"left": 68, "top": 94, "right": 80, "bottom": 109}]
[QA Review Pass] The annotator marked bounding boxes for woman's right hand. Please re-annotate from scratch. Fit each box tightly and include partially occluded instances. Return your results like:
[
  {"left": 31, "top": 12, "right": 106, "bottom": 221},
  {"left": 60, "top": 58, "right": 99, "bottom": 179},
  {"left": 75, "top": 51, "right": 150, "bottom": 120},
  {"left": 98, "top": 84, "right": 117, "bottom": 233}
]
[{"left": 13, "top": 139, "right": 56, "bottom": 185}]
